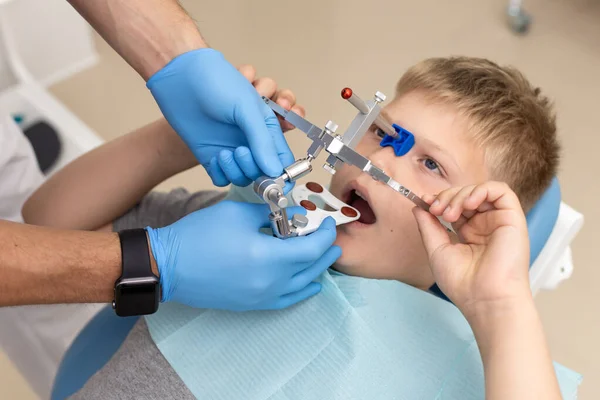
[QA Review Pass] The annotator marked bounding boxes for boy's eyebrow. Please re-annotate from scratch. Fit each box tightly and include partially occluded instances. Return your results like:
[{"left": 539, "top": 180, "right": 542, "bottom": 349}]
[
  {"left": 372, "top": 117, "right": 463, "bottom": 172},
  {"left": 417, "top": 136, "right": 445, "bottom": 154},
  {"left": 414, "top": 135, "right": 463, "bottom": 173}
]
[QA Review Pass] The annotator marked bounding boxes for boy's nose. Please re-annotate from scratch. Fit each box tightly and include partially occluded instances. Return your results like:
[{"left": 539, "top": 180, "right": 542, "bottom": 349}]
[{"left": 366, "top": 146, "right": 398, "bottom": 172}]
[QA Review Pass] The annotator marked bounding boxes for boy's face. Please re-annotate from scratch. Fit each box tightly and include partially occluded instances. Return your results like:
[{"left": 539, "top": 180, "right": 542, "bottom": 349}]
[{"left": 329, "top": 90, "right": 489, "bottom": 289}]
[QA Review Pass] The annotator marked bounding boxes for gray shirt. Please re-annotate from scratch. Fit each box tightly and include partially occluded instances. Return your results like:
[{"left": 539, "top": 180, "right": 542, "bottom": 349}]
[{"left": 71, "top": 188, "right": 226, "bottom": 400}]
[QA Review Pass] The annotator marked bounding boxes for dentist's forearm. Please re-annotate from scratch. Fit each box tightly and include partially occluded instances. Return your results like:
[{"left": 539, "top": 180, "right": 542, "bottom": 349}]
[
  {"left": 0, "top": 220, "right": 159, "bottom": 306},
  {"left": 67, "top": 0, "right": 207, "bottom": 79},
  {"left": 467, "top": 297, "right": 561, "bottom": 400},
  {"left": 0, "top": 220, "right": 120, "bottom": 306}
]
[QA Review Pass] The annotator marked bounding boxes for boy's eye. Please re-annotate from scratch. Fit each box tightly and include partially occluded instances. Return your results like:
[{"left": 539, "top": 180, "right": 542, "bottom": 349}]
[
  {"left": 375, "top": 127, "right": 386, "bottom": 138},
  {"left": 422, "top": 158, "right": 443, "bottom": 176}
]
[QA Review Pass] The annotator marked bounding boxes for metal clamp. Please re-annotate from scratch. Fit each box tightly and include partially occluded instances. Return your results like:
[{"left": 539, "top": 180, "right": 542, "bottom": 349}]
[
  {"left": 253, "top": 158, "right": 316, "bottom": 239},
  {"left": 257, "top": 87, "right": 456, "bottom": 236}
]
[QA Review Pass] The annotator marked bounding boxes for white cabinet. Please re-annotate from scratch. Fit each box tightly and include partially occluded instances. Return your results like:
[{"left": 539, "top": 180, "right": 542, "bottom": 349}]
[{"left": 0, "top": 0, "right": 104, "bottom": 172}]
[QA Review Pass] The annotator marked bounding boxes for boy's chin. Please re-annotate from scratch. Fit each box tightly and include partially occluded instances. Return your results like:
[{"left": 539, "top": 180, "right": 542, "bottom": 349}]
[
  {"left": 331, "top": 235, "right": 435, "bottom": 285},
  {"left": 333, "top": 227, "right": 357, "bottom": 253},
  {"left": 330, "top": 242, "right": 373, "bottom": 278},
  {"left": 334, "top": 226, "right": 376, "bottom": 262},
  {"left": 329, "top": 259, "right": 359, "bottom": 277}
]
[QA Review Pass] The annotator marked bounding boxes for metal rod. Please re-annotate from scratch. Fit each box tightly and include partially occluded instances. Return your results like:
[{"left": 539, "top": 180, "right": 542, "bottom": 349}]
[
  {"left": 341, "top": 88, "right": 398, "bottom": 138},
  {"left": 341, "top": 87, "right": 369, "bottom": 114},
  {"left": 374, "top": 116, "right": 398, "bottom": 138}
]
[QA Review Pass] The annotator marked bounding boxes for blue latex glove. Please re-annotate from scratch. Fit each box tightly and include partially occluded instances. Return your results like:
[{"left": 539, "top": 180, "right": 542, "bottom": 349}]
[
  {"left": 147, "top": 48, "right": 294, "bottom": 185},
  {"left": 146, "top": 201, "right": 341, "bottom": 311},
  {"left": 211, "top": 146, "right": 295, "bottom": 194}
]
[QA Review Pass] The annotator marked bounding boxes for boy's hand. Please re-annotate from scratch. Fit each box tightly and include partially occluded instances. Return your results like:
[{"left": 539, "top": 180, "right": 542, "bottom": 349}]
[
  {"left": 412, "top": 181, "right": 531, "bottom": 319},
  {"left": 209, "top": 65, "right": 305, "bottom": 188},
  {"left": 236, "top": 64, "right": 305, "bottom": 134}
]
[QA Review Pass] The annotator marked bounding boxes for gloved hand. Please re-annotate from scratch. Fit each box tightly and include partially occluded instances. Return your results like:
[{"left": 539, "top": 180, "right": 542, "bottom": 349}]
[
  {"left": 146, "top": 201, "right": 341, "bottom": 311},
  {"left": 147, "top": 48, "right": 293, "bottom": 185},
  {"left": 209, "top": 65, "right": 305, "bottom": 188}
]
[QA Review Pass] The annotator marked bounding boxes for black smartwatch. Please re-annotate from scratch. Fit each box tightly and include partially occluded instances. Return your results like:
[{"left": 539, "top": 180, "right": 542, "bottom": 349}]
[{"left": 113, "top": 229, "right": 160, "bottom": 317}]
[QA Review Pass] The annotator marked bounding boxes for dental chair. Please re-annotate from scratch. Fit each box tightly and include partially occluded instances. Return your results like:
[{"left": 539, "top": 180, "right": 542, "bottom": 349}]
[{"left": 50, "top": 177, "right": 584, "bottom": 400}]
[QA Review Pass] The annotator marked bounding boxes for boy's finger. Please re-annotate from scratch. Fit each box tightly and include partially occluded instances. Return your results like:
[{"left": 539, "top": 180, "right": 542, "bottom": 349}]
[
  {"left": 422, "top": 194, "right": 436, "bottom": 204},
  {"left": 466, "top": 182, "right": 521, "bottom": 211},
  {"left": 429, "top": 187, "right": 462, "bottom": 215},
  {"left": 273, "top": 90, "right": 295, "bottom": 130},
  {"left": 452, "top": 201, "right": 496, "bottom": 231},
  {"left": 253, "top": 77, "right": 278, "bottom": 99},
  {"left": 280, "top": 104, "right": 306, "bottom": 132},
  {"left": 463, "top": 186, "right": 492, "bottom": 210},
  {"left": 452, "top": 212, "right": 473, "bottom": 232},
  {"left": 412, "top": 207, "right": 452, "bottom": 261},
  {"left": 237, "top": 64, "right": 256, "bottom": 83},
  {"left": 272, "top": 89, "right": 297, "bottom": 110},
  {"left": 292, "top": 104, "right": 305, "bottom": 117},
  {"left": 433, "top": 183, "right": 500, "bottom": 224},
  {"left": 461, "top": 209, "right": 477, "bottom": 220},
  {"left": 467, "top": 209, "right": 524, "bottom": 238},
  {"left": 477, "top": 202, "right": 496, "bottom": 213},
  {"left": 444, "top": 185, "right": 477, "bottom": 222}
]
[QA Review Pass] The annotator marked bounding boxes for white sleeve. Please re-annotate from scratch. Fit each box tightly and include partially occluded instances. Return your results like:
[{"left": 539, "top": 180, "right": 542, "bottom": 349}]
[
  {"left": 0, "top": 114, "right": 44, "bottom": 222},
  {"left": 0, "top": 114, "right": 103, "bottom": 400}
]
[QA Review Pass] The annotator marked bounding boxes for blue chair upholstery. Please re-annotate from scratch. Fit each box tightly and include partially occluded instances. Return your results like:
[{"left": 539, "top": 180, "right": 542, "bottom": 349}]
[
  {"left": 525, "top": 177, "right": 561, "bottom": 265},
  {"left": 52, "top": 178, "right": 563, "bottom": 399},
  {"left": 51, "top": 307, "right": 139, "bottom": 400}
]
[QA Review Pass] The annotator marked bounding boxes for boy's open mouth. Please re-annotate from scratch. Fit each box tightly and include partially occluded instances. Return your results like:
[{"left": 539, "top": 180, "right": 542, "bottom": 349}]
[{"left": 346, "top": 189, "right": 377, "bottom": 225}]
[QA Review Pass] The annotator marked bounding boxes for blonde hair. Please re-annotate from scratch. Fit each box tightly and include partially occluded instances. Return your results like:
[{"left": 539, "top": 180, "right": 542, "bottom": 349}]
[{"left": 396, "top": 57, "right": 559, "bottom": 210}]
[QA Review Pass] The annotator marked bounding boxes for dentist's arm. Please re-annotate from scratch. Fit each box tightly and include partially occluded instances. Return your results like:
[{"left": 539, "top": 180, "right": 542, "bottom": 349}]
[
  {"left": 67, "top": 0, "right": 293, "bottom": 182},
  {"left": 23, "top": 67, "right": 302, "bottom": 231},
  {"left": 67, "top": 0, "right": 206, "bottom": 79},
  {"left": 0, "top": 220, "right": 125, "bottom": 306}
]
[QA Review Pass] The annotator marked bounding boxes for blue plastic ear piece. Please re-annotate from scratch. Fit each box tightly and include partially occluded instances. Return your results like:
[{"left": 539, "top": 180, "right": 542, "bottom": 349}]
[{"left": 380, "top": 123, "right": 415, "bottom": 156}]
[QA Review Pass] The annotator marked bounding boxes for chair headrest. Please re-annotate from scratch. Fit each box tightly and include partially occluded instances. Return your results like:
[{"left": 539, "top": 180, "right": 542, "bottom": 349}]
[{"left": 526, "top": 177, "right": 561, "bottom": 265}]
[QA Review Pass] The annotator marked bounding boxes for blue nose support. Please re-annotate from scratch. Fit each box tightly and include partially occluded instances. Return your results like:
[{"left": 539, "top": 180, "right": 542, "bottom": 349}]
[{"left": 380, "top": 123, "right": 415, "bottom": 156}]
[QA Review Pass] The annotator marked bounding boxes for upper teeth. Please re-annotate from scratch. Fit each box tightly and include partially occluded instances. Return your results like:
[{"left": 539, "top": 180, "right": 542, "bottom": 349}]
[{"left": 355, "top": 190, "right": 366, "bottom": 200}]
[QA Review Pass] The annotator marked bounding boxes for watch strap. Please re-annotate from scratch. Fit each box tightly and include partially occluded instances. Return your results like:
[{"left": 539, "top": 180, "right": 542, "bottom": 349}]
[{"left": 117, "top": 229, "right": 156, "bottom": 280}]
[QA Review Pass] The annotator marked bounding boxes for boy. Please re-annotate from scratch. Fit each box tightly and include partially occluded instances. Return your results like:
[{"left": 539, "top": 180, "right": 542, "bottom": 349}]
[{"left": 24, "top": 58, "right": 569, "bottom": 399}]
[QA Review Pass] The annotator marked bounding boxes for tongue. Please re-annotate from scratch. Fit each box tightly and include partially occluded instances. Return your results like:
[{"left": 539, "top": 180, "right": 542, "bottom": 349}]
[{"left": 350, "top": 197, "right": 376, "bottom": 224}]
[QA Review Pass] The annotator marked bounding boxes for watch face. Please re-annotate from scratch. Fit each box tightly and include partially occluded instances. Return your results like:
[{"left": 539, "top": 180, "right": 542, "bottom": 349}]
[{"left": 114, "top": 279, "right": 159, "bottom": 317}]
